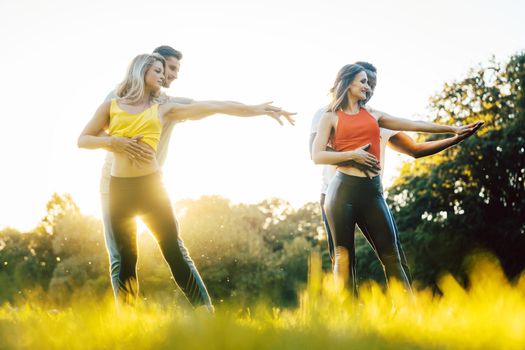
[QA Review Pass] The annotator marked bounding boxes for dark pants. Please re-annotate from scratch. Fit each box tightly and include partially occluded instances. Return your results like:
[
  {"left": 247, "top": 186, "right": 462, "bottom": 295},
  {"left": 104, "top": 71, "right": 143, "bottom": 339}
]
[
  {"left": 109, "top": 172, "right": 212, "bottom": 308},
  {"left": 320, "top": 194, "right": 412, "bottom": 284},
  {"left": 323, "top": 172, "right": 412, "bottom": 295}
]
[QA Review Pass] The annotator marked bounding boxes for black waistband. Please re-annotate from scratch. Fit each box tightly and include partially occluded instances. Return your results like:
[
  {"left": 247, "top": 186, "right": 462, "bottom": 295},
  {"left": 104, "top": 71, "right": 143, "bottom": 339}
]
[{"left": 335, "top": 171, "right": 381, "bottom": 185}]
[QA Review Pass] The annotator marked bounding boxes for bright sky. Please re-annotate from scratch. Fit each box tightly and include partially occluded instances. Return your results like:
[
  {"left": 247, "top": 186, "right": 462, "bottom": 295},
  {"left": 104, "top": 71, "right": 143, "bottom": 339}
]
[{"left": 0, "top": 0, "right": 523, "bottom": 231}]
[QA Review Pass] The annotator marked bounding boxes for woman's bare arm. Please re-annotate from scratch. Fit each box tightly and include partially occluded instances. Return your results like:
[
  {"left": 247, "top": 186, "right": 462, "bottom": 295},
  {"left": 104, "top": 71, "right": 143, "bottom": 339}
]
[
  {"left": 161, "top": 101, "right": 295, "bottom": 125},
  {"left": 369, "top": 107, "right": 477, "bottom": 136}
]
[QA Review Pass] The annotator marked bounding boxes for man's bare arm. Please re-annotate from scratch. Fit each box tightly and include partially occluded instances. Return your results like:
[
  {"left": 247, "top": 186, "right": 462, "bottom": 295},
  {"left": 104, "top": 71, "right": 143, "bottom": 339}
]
[{"left": 388, "top": 122, "right": 483, "bottom": 158}]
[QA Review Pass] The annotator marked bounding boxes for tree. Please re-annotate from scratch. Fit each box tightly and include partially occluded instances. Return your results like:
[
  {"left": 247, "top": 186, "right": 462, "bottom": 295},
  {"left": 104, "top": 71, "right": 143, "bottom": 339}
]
[{"left": 384, "top": 52, "right": 525, "bottom": 288}]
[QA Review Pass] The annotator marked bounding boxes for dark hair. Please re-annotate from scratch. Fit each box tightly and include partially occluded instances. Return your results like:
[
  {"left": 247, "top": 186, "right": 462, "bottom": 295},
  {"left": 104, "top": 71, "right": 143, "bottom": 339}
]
[
  {"left": 152, "top": 45, "right": 183, "bottom": 60},
  {"left": 328, "top": 64, "right": 366, "bottom": 112},
  {"left": 354, "top": 61, "right": 377, "bottom": 105},
  {"left": 354, "top": 61, "right": 376, "bottom": 73}
]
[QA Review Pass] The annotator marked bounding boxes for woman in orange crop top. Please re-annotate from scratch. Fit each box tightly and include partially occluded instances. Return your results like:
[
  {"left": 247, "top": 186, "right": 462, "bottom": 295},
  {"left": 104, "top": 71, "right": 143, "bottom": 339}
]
[
  {"left": 312, "top": 64, "right": 480, "bottom": 295},
  {"left": 78, "top": 53, "right": 295, "bottom": 308}
]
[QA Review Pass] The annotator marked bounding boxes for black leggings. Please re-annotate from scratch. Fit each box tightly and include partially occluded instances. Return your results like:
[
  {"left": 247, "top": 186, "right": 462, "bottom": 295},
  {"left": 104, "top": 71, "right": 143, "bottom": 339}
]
[
  {"left": 320, "top": 193, "right": 412, "bottom": 284},
  {"left": 109, "top": 172, "right": 211, "bottom": 307},
  {"left": 324, "top": 172, "right": 411, "bottom": 295}
]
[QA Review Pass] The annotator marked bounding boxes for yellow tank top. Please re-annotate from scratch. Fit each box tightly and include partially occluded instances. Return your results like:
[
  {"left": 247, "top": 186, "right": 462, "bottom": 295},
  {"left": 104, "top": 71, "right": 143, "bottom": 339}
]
[{"left": 108, "top": 99, "right": 161, "bottom": 151}]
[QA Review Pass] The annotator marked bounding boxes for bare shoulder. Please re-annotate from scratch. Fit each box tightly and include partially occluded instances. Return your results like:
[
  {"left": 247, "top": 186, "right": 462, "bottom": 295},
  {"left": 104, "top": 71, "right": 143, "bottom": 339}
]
[
  {"left": 158, "top": 102, "right": 179, "bottom": 113},
  {"left": 158, "top": 102, "right": 193, "bottom": 123},
  {"left": 364, "top": 106, "right": 381, "bottom": 120}
]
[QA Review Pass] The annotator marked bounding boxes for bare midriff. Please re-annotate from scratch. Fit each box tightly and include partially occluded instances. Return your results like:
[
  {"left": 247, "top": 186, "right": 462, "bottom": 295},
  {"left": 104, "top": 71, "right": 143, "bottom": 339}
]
[
  {"left": 111, "top": 144, "right": 159, "bottom": 177},
  {"left": 337, "top": 165, "right": 369, "bottom": 178}
]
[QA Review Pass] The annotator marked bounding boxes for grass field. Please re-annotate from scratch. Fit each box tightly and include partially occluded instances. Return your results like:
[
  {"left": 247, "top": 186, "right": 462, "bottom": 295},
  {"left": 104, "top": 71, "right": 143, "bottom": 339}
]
[{"left": 1, "top": 255, "right": 523, "bottom": 349}]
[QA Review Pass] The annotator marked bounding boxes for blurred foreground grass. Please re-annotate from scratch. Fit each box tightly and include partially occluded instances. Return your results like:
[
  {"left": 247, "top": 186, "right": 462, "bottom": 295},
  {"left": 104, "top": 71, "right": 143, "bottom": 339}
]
[{"left": 0, "top": 254, "right": 524, "bottom": 350}]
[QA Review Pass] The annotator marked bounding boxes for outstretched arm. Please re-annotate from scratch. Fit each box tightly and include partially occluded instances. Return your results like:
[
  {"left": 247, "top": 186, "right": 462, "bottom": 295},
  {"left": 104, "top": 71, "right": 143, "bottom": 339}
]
[
  {"left": 369, "top": 107, "right": 478, "bottom": 136},
  {"left": 161, "top": 101, "right": 295, "bottom": 125},
  {"left": 388, "top": 122, "right": 483, "bottom": 158}
]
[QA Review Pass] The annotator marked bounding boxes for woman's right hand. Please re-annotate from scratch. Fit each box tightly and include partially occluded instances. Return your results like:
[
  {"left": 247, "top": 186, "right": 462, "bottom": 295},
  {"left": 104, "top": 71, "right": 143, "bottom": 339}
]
[
  {"left": 349, "top": 144, "right": 379, "bottom": 167},
  {"left": 109, "top": 135, "right": 155, "bottom": 162}
]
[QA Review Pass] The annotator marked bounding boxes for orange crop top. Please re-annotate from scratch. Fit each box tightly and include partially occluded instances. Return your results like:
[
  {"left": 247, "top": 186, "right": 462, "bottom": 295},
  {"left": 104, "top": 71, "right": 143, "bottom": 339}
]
[{"left": 331, "top": 108, "right": 381, "bottom": 166}]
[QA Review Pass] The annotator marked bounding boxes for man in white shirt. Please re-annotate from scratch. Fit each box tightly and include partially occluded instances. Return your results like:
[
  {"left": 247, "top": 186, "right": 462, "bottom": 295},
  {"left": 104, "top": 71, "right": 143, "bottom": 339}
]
[{"left": 310, "top": 61, "right": 482, "bottom": 282}]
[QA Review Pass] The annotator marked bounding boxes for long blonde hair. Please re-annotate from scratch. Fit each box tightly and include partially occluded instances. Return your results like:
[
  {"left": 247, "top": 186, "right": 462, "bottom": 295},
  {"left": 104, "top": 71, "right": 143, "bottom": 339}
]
[
  {"left": 116, "top": 53, "right": 166, "bottom": 104},
  {"left": 328, "top": 64, "right": 365, "bottom": 112}
]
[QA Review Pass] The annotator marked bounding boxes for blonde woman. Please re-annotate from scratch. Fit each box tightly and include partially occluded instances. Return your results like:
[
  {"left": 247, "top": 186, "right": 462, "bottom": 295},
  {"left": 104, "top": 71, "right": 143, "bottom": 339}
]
[{"left": 78, "top": 53, "right": 294, "bottom": 308}]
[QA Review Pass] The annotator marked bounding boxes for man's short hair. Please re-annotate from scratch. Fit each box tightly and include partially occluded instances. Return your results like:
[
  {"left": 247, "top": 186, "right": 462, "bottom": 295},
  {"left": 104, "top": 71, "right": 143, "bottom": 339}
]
[
  {"left": 153, "top": 45, "right": 183, "bottom": 60},
  {"left": 354, "top": 61, "right": 377, "bottom": 73}
]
